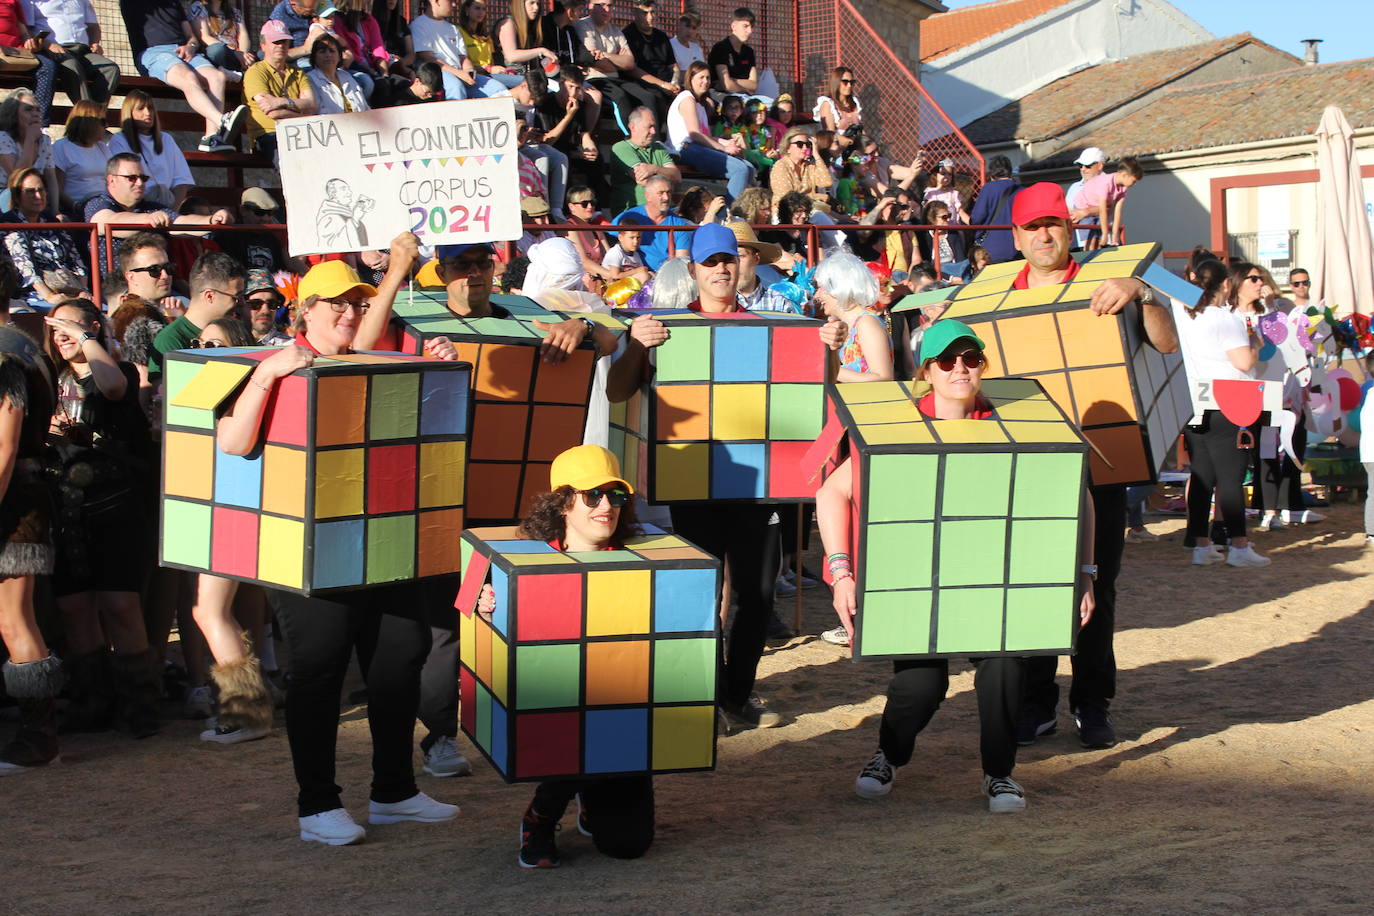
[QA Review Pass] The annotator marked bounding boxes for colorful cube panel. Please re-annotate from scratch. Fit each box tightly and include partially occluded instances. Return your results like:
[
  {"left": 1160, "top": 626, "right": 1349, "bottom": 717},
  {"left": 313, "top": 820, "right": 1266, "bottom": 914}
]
[
  {"left": 160, "top": 347, "right": 470, "bottom": 595},
  {"left": 392, "top": 290, "right": 621, "bottom": 524},
  {"left": 893, "top": 243, "right": 1193, "bottom": 487},
  {"left": 457, "top": 524, "right": 720, "bottom": 782},
  {"left": 829, "top": 378, "right": 1090, "bottom": 660},
  {"left": 616, "top": 309, "right": 828, "bottom": 504}
]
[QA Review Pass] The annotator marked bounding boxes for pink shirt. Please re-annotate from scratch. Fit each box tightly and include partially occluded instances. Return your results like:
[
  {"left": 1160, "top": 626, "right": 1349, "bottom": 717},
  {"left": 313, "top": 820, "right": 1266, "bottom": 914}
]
[{"left": 1076, "top": 171, "right": 1129, "bottom": 209}]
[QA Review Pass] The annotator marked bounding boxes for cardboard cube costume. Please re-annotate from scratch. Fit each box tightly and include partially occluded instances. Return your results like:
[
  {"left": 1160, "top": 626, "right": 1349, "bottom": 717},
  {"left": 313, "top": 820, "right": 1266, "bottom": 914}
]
[
  {"left": 391, "top": 289, "right": 622, "bottom": 524},
  {"left": 614, "top": 308, "right": 829, "bottom": 504},
  {"left": 160, "top": 348, "right": 471, "bottom": 594},
  {"left": 894, "top": 243, "right": 1192, "bottom": 487},
  {"left": 820, "top": 378, "right": 1089, "bottom": 660},
  {"left": 455, "top": 525, "right": 721, "bottom": 781}
]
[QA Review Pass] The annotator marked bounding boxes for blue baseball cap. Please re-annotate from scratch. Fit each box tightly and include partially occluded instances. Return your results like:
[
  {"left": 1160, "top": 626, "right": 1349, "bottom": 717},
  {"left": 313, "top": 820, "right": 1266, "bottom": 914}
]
[
  {"left": 435, "top": 242, "right": 495, "bottom": 259},
  {"left": 690, "top": 223, "right": 739, "bottom": 264}
]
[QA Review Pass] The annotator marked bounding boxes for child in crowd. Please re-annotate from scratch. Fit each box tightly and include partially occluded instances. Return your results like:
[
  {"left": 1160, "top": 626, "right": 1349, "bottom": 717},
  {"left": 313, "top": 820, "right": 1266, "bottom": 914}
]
[
  {"left": 1070, "top": 156, "right": 1143, "bottom": 249},
  {"left": 603, "top": 223, "right": 646, "bottom": 275}
]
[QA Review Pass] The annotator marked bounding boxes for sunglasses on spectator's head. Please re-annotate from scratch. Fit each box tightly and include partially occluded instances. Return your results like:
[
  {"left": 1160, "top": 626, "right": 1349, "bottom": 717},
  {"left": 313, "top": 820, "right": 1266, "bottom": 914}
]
[
  {"left": 577, "top": 486, "right": 629, "bottom": 508},
  {"left": 932, "top": 349, "right": 985, "bottom": 371},
  {"left": 129, "top": 262, "right": 174, "bottom": 278}
]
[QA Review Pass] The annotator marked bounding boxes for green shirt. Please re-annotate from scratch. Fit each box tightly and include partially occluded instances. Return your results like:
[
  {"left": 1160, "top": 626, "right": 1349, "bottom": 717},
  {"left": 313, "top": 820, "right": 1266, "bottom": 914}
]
[
  {"left": 609, "top": 140, "right": 674, "bottom": 215},
  {"left": 148, "top": 315, "right": 201, "bottom": 383}
]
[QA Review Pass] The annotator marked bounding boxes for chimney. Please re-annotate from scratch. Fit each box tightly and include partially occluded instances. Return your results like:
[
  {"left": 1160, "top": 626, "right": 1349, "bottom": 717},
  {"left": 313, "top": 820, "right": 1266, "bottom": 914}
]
[{"left": 1301, "top": 39, "right": 1322, "bottom": 66}]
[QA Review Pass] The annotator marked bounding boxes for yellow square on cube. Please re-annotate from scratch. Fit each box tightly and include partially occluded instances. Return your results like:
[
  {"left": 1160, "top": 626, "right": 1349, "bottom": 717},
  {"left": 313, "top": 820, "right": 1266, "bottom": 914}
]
[
  {"left": 1073, "top": 261, "right": 1137, "bottom": 282},
  {"left": 257, "top": 516, "right": 304, "bottom": 588},
  {"left": 1002, "top": 421, "right": 1085, "bottom": 443},
  {"left": 932, "top": 420, "right": 1009, "bottom": 444},
  {"left": 314, "top": 448, "right": 364, "bottom": 518},
  {"left": 261, "top": 446, "right": 306, "bottom": 517},
  {"left": 848, "top": 400, "right": 920, "bottom": 425},
  {"left": 990, "top": 397, "right": 1065, "bottom": 422},
  {"left": 1000, "top": 285, "right": 1063, "bottom": 311},
  {"left": 586, "top": 569, "right": 651, "bottom": 636},
  {"left": 490, "top": 630, "right": 509, "bottom": 705},
  {"left": 958, "top": 277, "right": 1015, "bottom": 298},
  {"left": 655, "top": 443, "right": 708, "bottom": 501},
  {"left": 944, "top": 293, "right": 1008, "bottom": 319},
  {"left": 419, "top": 441, "right": 465, "bottom": 508},
  {"left": 652, "top": 706, "right": 715, "bottom": 769},
  {"left": 711, "top": 383, "right": 766, "bottom": 440},
  {"left": 459, "top": 605, "right": 476, "bottom": 669},
  {"left": 861, "top": 421, "right": 936, "bottom": 445},
  {"left": 838, "top": 381, "right": 912, "bottom": 404}
]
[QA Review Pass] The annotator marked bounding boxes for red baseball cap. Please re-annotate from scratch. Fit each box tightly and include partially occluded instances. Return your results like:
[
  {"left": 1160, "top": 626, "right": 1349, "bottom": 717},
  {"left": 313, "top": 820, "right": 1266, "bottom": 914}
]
[{"left": 1011, "top": 182, "right": 1070, "bottom": 227}]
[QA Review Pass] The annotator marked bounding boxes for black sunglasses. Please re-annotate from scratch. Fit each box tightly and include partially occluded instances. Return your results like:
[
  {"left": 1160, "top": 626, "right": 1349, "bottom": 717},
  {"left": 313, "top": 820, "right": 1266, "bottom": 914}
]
[
  {"left": 1244, "top": 275, "right": 1265, "bottom": 283},
  {"left": 791, "top": 140, "right": 813, "bottom": 149},
  {"left": 577, "top": 486, "right": 629, "bottom": 508},
  {"left": 190, "top": 338, "right": 225, "bottom": 348},
  {"left": 1291, "top": 280, "right": 1311, "bottom": 287},
  {"left": 129, "top": 262, "right": 174, "bottom": 278},
  {"left": 934, "top": 349, "right": 986, "bottom": 372}
]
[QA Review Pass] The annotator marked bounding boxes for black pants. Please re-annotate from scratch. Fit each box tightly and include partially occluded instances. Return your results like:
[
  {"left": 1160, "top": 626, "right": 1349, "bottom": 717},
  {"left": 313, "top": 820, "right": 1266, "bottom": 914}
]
[
  {"left": 1256, "top": 415, "right": 1307, "bottom": 513},
  {"left": 878, "top": 657, "right": 1024, "bottom": 778},
  {"left": 531, "top": 774, "right": 655, "bottom": 859},
  {"left": 593, "top": 77, "right": 663, "bottom": 131},
  {"left": 669, "top": 503, "right": 779, "bottom": 708},
  {"left": 417, "top": 575, "right": 460, "bottom": 752},
  {"left": 1184, "top": 412, "right": 1255, "bottom": 539},
  {"left": 51, "top": 48, "right": 120, "bottom": 104},
  {"left": 1025, "top": 483, "right": 1125, "bottom": 714},
  {"left": 272, "top": 582, "right": 431, "bottom": 817}
]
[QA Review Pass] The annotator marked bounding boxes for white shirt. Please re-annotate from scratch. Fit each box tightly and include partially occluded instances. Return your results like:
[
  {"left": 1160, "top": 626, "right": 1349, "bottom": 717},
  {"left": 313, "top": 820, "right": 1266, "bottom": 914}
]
[
  {"left": 665, "top": 90, "right": 704, "bottom": 155},
  {"left": 669, "top": 36, "right": 703, "bottom": 74},
  {"left": 573, "top": 17, "right": 628, "bottom": 80},
  {"left": 602, "top": 244, "right": 643, "bottom": 271},
  {"left": 0, "top": 131, "right": 52, "bottom": 171},
  {"left": 22, "top": 0, "right": 97, "bottom": 45},
  {"left": 107, "top": 131, "right": 193, "bottom": 209},
  {"left": 410, "top": 14, "right": 468, "bottom": 68},
  {"left": 307, "top": 68, "right": 370, "bottom": 115},
  {"left": 1174, "top": 301, "right": 1254, "bottom": 420},
  {"left": 51, "top": 136, "right": 109, "bottom": 207}
]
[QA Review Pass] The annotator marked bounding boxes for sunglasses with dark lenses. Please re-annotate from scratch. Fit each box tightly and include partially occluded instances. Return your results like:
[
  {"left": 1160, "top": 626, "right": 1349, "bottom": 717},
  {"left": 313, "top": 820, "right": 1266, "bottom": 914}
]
[
  {"left": 190, "top": 339, "right": 225, "bottom": 348},
  {"left": 1291, "top": 280, "right": 1311, "bottom": 287},
  {"left": 129, "top": 262, "right": 174, "bottom": 278},
  {"left": 1244, "top": 275, "right": 1265, "bottom": 283},
  {"left": 569, "top": 198, "right": 596, "bottom": 207},
  {"left": 578, "top": 487, "right": 629, "bottom": 508},
  {"left": 248, "top": 296, "right": 279, "bottom": 310},
  {"left": 791, "top": 140, "right": 813, "bottom": 149},
  {"left": 840, "top": 78, "right": 854, "bottom": 84},
  {"left": 934, "top": 349, "right": 986, "bottom": 372},
  {"left": 116, "top": 173, "right": 151, "bottom": 184}
]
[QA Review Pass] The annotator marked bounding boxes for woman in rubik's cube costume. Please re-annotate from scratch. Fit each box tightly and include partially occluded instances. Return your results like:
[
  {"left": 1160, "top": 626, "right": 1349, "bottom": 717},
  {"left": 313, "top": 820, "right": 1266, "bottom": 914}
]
[
  {"left": 817, "top": 320, "right": 1098, "bottom": 812},
  {"left": 0, "top": 327, "right": 64, "bottom": 775},
  {"left": 215, "top": 261, "right": 459, "bottom": 846},
  {"left": 476, "top": 445, "right": 656, "bottom": 869}
]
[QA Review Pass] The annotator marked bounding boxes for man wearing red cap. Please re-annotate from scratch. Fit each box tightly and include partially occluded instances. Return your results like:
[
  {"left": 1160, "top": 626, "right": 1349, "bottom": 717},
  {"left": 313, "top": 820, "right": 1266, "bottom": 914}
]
[{"left": 1008, "top": 182, "right": 1178, "bottom": 750}]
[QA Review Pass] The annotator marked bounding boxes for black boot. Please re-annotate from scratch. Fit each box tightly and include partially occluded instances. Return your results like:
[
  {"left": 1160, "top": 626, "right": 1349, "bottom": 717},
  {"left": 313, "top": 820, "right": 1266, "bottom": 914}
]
[
  {"left": 0, "top": 656, "right": 64, "bottom": 774},
  {"left": 62, "top": 650, "right": 116, "bottom": 733},
  {"left": 111, "top": 649, "right": 161, "bottom": 739}
]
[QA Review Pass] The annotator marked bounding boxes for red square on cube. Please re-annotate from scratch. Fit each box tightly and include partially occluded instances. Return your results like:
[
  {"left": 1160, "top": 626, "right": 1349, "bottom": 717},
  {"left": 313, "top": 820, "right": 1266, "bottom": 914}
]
[
  {"left": 263, "top": 374, "right": 309, "bottom": 446},
  {"left": 367, "top": 444, "right": 417, "bottom": 513},
  {"left": 515, "top": 711, "right": 580, "bottom": 779},
  {"left": 770, "top": 326, "right": 825, "bottom": 383},
  {"left": 516, "top": 573, "right": 583, "bottom": 641},
  {"left": 211, "top": 506, "right": 259, "bottom": 579},
  {"left": 460, "top": 668, "right": 476, "bottom": 736},
  {"left": 767, "top": 440, "right": 816, "bottom": 500}
]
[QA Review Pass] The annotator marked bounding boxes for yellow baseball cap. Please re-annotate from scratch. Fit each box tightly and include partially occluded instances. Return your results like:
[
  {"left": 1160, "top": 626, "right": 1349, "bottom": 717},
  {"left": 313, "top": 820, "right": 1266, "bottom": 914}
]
[
  {"left": 298, "top": 260, "right": 379, "bottom": 301},
  {"left": 550, "top": 444, "right": 633, "bottom": 494}
]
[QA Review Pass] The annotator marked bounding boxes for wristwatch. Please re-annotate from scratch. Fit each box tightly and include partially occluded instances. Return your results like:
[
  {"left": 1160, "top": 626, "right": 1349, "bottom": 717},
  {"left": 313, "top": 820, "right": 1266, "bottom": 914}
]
[
  {"left": 578, "top": 317, "right": 597, "bottom": 339},
  {"left": 79, "top": 332, "right": 97, "bottom": 343},
  {"left": 1137, "top": 282, "right": 1155, "bottom": 306},
  {"left": 1080, "top": 564, "right": 1098, "bottom": 580}
]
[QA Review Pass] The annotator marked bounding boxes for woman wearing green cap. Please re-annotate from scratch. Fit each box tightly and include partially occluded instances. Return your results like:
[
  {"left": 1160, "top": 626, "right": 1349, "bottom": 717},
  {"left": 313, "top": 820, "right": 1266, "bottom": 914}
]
[
  {"left": 817, "top": 319, "right": 1096, "bottom": 812},
  {"left": 475, "top": 444, "right": 656, "bottom": 868}
]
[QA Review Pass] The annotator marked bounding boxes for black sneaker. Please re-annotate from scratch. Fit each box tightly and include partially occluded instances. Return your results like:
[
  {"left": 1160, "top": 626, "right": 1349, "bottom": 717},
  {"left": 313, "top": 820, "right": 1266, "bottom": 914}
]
[
  {"left": 766, "top": 613, "right": 795, "bottom": 641},
  {"left": 854, "top": 750, "right": 896, "bottom": 799},
  {"left": 1074, "top": 706, "right": 1117, "bottom": 749},
  {"left": 1016, "top": 706, "right": 1057, "bottom": 746},
  {"left": 518, "top": 805, "right": 561, "bottom": 869},
  {"left": 982, "top": 774, "right": 1027, "bottom": 812},
  {"left": 723, "top": 694, "right": 782, "bottom": 729}
]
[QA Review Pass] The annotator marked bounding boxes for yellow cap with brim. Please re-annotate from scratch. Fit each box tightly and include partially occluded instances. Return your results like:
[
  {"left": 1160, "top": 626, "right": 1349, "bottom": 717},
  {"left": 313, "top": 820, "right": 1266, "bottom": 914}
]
[
  {"left": 549, "top": 444, "right": 634, "bottom": 494},
  {"left": 298, "top": 260, "right": 379, "bottom": 301}
]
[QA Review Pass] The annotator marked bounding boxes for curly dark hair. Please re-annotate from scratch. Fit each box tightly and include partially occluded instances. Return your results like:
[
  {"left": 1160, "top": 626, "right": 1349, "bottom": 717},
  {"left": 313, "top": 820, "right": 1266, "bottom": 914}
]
[{"left": 518, "top": 486, "right": 641, "bottom": 546}]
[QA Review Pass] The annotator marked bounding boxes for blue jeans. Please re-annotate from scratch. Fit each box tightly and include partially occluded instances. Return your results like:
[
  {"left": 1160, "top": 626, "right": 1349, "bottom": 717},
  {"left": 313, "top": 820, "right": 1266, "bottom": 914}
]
[
  {"left": 677, "top": 142, "right": 755, "bottom": 202},
  {"left": 139, "top": 44, "right": 214, "bottom": 81},
  {"left": 440, "top": 71, "right": 471, "bottom": 101},
  {"left": 1126, "top": 485, "right": 1153, "bottom": 528}
]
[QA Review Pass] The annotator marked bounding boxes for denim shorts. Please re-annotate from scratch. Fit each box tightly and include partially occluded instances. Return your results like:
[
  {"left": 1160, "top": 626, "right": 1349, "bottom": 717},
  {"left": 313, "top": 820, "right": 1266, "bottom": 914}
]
[{"left": 139, "top": 44, "right": 214, "bottom": 81}]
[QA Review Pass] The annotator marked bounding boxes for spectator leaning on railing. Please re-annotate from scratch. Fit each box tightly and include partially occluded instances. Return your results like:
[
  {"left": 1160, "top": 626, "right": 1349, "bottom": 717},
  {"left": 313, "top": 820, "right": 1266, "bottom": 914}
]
[{"left": 22, "top": 0, "right": 121, "bottom": 105}]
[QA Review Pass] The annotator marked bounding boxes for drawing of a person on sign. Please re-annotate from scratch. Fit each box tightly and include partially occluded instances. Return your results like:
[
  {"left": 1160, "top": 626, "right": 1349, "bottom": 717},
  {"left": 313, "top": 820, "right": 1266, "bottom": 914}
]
[{"left": 317, "top": 178, "right": 376, "bottom": 248}]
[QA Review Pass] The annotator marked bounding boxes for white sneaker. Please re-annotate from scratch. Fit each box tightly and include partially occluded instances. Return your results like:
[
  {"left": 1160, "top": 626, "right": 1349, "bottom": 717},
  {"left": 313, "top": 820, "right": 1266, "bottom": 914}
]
[
  {"left": 1226, "top": 545, "right": 1271, "bottom": 568},
  {"left": 422, "top": 735, "right": 472, "bottom": 777},
  {"left": 1125, "top": 527, "right": 1159, "bottom": 542},
  {"left": 820, "top": 625, "right": 851, "bottom": 647},
  {"left": 368, "top": 791, "right": 459, "bottom": 825},
  {"left": 1256, "top": 514, "right": 1286, "bottom": 532},
  {"left": 183, "top": 685, "right": 214, "bottom": 719},
  {"left": 983, "top": 774, "right": 1027, "bottom": 812},
  {"left": 300, "top": 808, "right": 366, "bottom": 845},
  {"left": 1191, "top": 545, "right": 1224, "bottom": 566},
  {"left": 855, "top": 750, "right": 896, "bottom": 799},
  {"left": 220, "top": 104, "right": 248, "bottom": 141},
  {"left": 200, "top": 720, "right": 270, "bottom": 744},
  {"left": 1281, "top": 509, "right": 1324, "bottom": 524}
]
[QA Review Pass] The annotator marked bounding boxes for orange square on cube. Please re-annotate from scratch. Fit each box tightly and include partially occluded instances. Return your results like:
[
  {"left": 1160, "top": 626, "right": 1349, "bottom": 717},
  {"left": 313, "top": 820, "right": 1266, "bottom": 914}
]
[
  {"left": 1057, "top": 309, "right": 1125, "bottom": 368},
  {"left": 315, "top": 374, "right": 368, "bottom": 446},
  {"left": 470, "top": 403, "right": 530, "bottom": 460},
  {"left": 418, "top": 508, "right": 463, "bottom": 577},
  {"left": 656, "top": 385, "right": 710, "bottom": 441},
  {"left": 475, "top": 343, "right": 535, "bottom": 401},
  {"left": 1086, "top": 424, "right": 1151, "bottom": 486},
  {"left": 585, "top": 640, "right": 650, "bottom": 705},
  {"left": 527, "top": 405, "right": 587, "bottom": 462},
  {"left": 164, "top": 431, "right": 213, "bottom": 500},
  {"left": 997, "top": 313, "right": 1064, "bottom": 376},
  {"left": 1070, "top": 366, "right": 1137, "bottom": 426},
  {"left": 533, "top": 349, "right": 595, "bottom": 404},
  {"left": 468, "top": 463, "right": 522, "bottom": 520}
]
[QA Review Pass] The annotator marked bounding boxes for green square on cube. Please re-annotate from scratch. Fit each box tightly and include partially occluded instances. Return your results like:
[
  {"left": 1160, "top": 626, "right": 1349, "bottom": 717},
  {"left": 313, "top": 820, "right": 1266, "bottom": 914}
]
[
  {"left": 940, "top": 453, "right": 1012, "bottom": 517},
  {"left": 935, "top": 588, "right": 1005, "bottom": 654},
  {"left": 515, "top": 643, "right": 581, "bottom": 709},
  {"left": 938, "top": 519, "right": 1006, "bottom": 587},
  {"left": 1005, "top": 586, "right": 1074, "bottom": 651},
  {"left": 867, "top": 454, "right": 936, "bottom": 521},
  {"left": 1012, "top": 453, "right": 1082, "bottom": 517},
  {"left": 857, "top": 590, "right": 932, "bottom": 656},
  {"left": 652, "top": 638, "right": 715, "bottom": 702},
  {"left": 367, "top": 515, "right": 416, "bottom": 582},
  {"left": 655, "top": 326, "right": 712, "bottom": 382},
  {"left": 164, "top": 360, "right": 215, "bottom": 431},
  {"left": 163, "top": 500, "right": 211, "bottom": 568},
  {"left": 768, "top": 384, "right": 823, "bottom": 439},
  {"left": 1008, "top": 519, "right": 1078, "bottom": 584},
  {"left": 370, "top": 373, "right": 420, "bottom": 440},
  {"left": 864, "top": 522, "right": 933, "bottom": 591}
]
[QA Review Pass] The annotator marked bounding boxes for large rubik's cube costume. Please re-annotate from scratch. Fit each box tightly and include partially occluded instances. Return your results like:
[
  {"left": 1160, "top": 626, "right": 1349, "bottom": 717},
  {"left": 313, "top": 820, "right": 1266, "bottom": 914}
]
[
  {"left": 455, "top": 525, "right": 721, "bottom": 781},
  {"left": 160, "top": 348, "right": 471, "bottom": 593},
  {"left": 608, "top": 308, "right": 829, "bottom": 503}
]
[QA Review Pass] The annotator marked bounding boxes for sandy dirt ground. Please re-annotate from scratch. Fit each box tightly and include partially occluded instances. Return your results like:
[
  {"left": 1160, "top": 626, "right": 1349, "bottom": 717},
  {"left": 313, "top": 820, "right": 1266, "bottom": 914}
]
[{"left": 4, "top": 500, "right": 1373, "bottom": 914}]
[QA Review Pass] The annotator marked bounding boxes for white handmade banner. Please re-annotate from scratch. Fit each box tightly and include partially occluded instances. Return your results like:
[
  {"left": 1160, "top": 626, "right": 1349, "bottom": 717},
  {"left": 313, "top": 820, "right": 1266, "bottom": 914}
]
[{"left": 279, "top": 97, "right": 520, "bottom": 256}]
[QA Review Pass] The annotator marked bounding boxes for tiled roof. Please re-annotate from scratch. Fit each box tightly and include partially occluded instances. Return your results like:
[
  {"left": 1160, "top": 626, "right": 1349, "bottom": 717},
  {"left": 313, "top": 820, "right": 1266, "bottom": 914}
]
[
  {"left": 1027, "top": 58, "right": 1374, "bottom": 167},
  {"left": 963, "top": 34, "right": 1296, "bottom": 145},
  {"left": 920, "top": 0, "right": 1075, "bottom": 61}
]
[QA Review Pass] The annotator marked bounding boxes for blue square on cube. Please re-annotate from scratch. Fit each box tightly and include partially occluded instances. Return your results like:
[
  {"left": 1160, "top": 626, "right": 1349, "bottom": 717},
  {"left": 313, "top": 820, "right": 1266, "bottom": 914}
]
[
  {"left": 421, "top": 370, "right": 469, "bottom": 436},
  {"left": 487, "top": 540, "right": 558, "bottom": 554},
  {"left": 313, "top": 520, "right": 365, "bottom": 588},
  {"left": 214, "top": 449, "right": 263, "bottom": 508},
  {"left": 489, "top": 699, "right": 508, "bottom": 776},
  {"left": 584, "top": 708, "right": 648, "bottom": 774},
  {"left": 711, "top": 442, "right": 766, "bottom": 498},
  {"left": 490, "top": 566, "right": 510, "bottom": 637},
  {"left": 653, "top": 568, "right": 717, "bottom": 632},
  {"left": 712, "top": 326, "right": 769, "bottom": 382}
]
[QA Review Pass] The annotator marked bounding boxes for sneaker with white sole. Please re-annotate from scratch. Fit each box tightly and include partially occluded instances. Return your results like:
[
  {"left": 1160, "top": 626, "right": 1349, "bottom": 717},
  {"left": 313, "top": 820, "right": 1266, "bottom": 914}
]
[
  {"left": 368, "top": 791, "right": 459, "bottom": 825},
  {"left": 422, "top": 735, "right": 472, "bottom": 777},
  {"left": 723, "top": 694, "right": 782, "bottom": 729},
  {"left": 200, "top": 721, "right": 270, "bottom": 744},
  {"left": 183, "top": 685, "right": 214, "bottom": 719},
  {"left": 1226, "top": 545, "right": 1271, "bottom": 568},
  {"left": 1125, "top": 527, "right": 1159, "bottom": 542},
  {"left": 220, "top": 104, "right": 248, "bottom": 142},
  {"left": 854, "top": 750, "right": 896, "bottom": 799},
  {"left": 983, "top": 774, "right": 1026, "bottom": 812},
  {"left": 1256, "top": 514, "right": 1286, "bottom": 532},
  {"left": 1281, "top": 509, "right": 1324, "bottom": 524},
  {"left": 299, "top": 808, "right": 366, "bottom": 845},
  {"left": 820, "top": 625, "right": 850, "bottom": 647},
  {"left": 1191, "top": 545, "right": 1225, "bottom": 566}
]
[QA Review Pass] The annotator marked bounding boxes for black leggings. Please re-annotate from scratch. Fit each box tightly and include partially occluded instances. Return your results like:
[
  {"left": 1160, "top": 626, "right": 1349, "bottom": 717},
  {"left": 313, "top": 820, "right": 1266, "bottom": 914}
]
[
  {"left": 271, "top": 582, "right": 432, "bottom": 817},
  {"left": 531, "top": 774, "right": 655, "bottom": 859},
  {"left": 1255, "top": 414, "right": 1308, "bottom": 513},
  {"left": 1184, "top": 412, "right": 1256, "bottom": 540}
]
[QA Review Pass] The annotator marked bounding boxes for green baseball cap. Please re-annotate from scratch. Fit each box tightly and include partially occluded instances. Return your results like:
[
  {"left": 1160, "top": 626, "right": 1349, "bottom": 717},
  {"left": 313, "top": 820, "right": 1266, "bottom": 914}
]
[{"left": 918, "top": 318, "right": 986, "bottom": 364}]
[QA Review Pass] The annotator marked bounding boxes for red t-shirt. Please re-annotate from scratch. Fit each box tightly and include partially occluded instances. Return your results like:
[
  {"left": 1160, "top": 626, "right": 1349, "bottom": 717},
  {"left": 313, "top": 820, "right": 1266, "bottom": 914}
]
[
  {"left": 1011, "top": 257, "right": 1080, "bottom": 290},
  {"left": 0, "top": 0, "right": 25, "bottom": 46},
  {"left": 686, "top": 299, "right": 743, "bottom": 314},
  {"left": 916, "top": 393, "right": 995, "bottom": 420}
]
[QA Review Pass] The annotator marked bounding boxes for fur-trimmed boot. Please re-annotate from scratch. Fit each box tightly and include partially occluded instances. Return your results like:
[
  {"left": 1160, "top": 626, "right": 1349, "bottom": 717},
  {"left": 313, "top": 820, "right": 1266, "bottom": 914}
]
[
  {"left": 111, "top": 648, "right": 162, "bottom": 739},
  {"left": 204, "top": 654, "right": 273, "bottom": 743},
  {"left": 0, "top": 656, "right": 65, "bottom": 775},
  {"left": 62, "top": 650, "right": 116, "bottom": 733}
]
